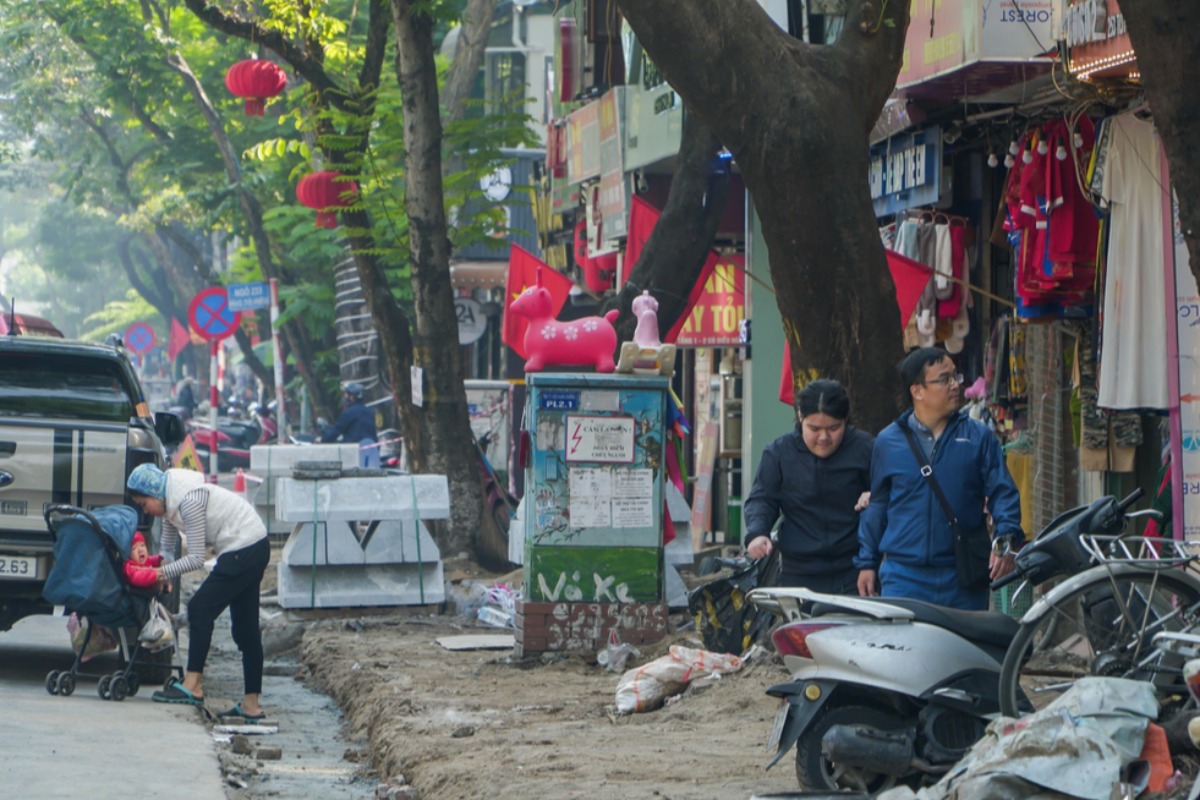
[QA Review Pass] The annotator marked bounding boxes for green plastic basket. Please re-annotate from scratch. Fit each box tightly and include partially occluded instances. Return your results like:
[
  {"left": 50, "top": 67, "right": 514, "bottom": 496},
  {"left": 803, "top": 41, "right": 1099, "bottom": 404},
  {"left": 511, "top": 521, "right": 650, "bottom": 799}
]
[{"left": 991, "top": 583, "right": 1032, "bottom": 619}]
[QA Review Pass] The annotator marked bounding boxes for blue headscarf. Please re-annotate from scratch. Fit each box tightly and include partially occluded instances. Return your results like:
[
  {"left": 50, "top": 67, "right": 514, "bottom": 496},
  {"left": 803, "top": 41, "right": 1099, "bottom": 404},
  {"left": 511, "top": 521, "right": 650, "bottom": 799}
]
[{"left": 127, "top": 463, "right": 167, "bottom": 499}]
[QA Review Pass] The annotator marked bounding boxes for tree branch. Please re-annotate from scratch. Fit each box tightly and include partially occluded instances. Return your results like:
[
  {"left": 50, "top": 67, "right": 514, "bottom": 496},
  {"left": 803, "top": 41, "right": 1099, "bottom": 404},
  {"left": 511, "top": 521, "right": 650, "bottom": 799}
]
[
  {"left": 834, "top": 0, "right": 912, "bottom": 125},
  {"left": 443, "top": 0, "right": 496, "bottom": 125},
  {"left": 181, "top": 0, "right": 355, "bottom": 112},
  {"left": 606, "top": 111, "right": 728, "bottom": 340},
  {"left": 616, "top": 0, "right": 802, "bottom": 156}
]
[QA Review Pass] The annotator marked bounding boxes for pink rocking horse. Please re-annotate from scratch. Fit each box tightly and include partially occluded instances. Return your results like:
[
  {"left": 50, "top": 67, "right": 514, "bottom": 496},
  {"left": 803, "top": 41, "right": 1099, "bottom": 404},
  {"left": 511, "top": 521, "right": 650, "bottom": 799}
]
[{"left": 509, "top": 270, "right": 618, "bottom": 372}]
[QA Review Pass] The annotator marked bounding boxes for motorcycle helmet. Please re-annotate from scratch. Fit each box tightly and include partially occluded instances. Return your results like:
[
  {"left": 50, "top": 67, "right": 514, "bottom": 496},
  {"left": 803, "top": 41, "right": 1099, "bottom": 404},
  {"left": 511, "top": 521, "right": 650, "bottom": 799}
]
[{"left": 343, "top": 382, "right": 365, "bottom": 400}]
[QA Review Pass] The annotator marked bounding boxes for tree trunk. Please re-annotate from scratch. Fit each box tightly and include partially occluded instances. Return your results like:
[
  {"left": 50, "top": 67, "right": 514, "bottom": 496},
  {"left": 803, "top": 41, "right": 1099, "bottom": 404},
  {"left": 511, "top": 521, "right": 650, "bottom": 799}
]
[
  {"left": 1121, "top": 2, "right": 1200, "bottom": 289},
  {"left": 618, "top": 0, "right": 911, "bottom": 433},
  {"left": 331, "top": 250, "right": 385, "bottom": 398},
  {"left": 391, "top": 0, "right": 489, "bottom": 561},
  {"left": 605, "top": 110, "right": 729, "bottom": 341}
]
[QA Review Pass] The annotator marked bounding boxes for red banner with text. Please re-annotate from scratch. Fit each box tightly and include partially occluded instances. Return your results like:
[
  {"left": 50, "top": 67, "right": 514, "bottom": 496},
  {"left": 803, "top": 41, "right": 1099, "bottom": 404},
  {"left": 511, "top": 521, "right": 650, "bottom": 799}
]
[{"left": 665, "top": 254, "right": 745, "bottom": 347}]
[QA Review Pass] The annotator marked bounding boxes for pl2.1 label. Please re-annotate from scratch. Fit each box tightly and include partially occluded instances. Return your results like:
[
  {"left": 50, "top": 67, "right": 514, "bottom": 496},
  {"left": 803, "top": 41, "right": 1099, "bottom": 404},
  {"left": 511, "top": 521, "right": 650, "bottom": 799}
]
[{"left": 540, "top": 390, "right": 580, "bottom": 411}]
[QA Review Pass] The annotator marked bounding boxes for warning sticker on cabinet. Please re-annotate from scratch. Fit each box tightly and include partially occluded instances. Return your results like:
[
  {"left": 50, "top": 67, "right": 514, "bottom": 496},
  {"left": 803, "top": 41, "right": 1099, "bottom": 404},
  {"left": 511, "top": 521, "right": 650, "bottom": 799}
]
[{"left": 564, "top": 416, "right": 635, "bottom": 463}]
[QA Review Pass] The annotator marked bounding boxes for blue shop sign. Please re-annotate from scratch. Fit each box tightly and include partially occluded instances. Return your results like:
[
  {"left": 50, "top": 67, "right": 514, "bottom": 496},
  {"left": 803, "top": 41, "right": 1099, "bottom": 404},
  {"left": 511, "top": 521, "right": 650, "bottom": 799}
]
[
  {"left": 869, "top": 126, "right": 942, "bottom": 218},
  {"left": 539, "top": 390, "right": 580, "bottom": 411}
]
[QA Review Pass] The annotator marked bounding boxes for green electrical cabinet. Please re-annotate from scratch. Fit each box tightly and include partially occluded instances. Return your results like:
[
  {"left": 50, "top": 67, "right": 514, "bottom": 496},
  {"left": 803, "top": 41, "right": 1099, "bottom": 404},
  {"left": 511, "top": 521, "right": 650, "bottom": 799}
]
[{"left": 523, "top": 373, "right": 668, "bottom": 604}]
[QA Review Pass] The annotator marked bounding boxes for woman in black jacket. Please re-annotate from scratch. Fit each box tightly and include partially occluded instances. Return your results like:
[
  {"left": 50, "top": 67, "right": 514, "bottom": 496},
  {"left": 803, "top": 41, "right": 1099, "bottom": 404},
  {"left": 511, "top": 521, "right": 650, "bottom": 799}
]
[{"left": 743, "top": 379, "right": 874, "bottom": 594}]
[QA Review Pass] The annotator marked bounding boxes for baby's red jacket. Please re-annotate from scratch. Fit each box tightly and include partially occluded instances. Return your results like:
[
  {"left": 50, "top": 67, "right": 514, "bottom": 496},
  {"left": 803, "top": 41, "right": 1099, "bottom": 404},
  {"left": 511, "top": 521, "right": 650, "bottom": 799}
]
[{"left": 124, "top": 554, "right": 164, "bottom": 589}]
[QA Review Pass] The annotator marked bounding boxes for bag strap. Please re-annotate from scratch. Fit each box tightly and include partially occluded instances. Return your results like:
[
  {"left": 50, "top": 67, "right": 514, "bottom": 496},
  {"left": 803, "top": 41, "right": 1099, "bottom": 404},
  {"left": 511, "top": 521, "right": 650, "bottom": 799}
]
[{"left": 900, "top": 425, "right": 961, "bottom": 531}]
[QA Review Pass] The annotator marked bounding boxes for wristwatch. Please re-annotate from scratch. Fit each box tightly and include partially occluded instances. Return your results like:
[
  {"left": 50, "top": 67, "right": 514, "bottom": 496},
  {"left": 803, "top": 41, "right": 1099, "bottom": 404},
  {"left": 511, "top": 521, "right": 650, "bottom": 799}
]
[{"left": 992, "top": 534, "right": 1022, "bottom": 557}]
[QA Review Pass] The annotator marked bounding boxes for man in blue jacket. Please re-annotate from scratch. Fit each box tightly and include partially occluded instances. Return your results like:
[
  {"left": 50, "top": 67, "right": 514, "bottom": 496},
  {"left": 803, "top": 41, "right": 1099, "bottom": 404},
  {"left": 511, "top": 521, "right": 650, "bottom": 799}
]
[
  {"left": 320, "top": 383, "right": 378, "bottom": 467},
  {"left": 856, "top": 348, "right": 1023, "bottom": 610}
]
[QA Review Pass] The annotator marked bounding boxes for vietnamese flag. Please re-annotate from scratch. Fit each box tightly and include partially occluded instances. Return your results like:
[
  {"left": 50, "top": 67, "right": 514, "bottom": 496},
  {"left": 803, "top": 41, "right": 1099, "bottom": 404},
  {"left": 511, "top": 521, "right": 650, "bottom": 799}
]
[
  {"left": 503, "top": 245, "right": 574, "bottom": 359},
  {"left": 574, "top": 220, "right": 617, "bottom": 293},
  {"left": 778, "top": 250, "right": 934, "bottom": 405},
  {"left": 168, "top": 317, "right": 190, "bottom": 361},
  {"left": 884, "top": 248, "right": 935, "bottom": 329},
  {"left": 623, "top": 196, "right": 661, "bottom": 283}
]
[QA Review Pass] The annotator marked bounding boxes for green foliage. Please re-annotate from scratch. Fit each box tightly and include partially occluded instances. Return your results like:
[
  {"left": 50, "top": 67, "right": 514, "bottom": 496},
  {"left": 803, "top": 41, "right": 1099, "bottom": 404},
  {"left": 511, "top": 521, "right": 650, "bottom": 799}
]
[
  {"left": 0, "top": 0, "right": 538, "bottom": 396},
  {"left": 80, "top": 290, "right": 162, "bottom": 341}
]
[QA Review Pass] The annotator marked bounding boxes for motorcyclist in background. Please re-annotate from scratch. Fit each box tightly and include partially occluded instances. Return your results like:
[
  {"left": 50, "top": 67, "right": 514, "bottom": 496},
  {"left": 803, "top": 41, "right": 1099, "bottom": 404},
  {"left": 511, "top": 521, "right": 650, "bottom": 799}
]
[{"left": 320, "top": 383, "right": 378, "bottom": 467}]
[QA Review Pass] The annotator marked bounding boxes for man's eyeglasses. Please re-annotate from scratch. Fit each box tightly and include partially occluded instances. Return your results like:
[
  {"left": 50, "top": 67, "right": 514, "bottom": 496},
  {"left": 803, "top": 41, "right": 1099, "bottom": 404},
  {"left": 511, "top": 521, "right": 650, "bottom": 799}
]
[{"left": 924, "top": 372, "right": 964, "bottom": 387}]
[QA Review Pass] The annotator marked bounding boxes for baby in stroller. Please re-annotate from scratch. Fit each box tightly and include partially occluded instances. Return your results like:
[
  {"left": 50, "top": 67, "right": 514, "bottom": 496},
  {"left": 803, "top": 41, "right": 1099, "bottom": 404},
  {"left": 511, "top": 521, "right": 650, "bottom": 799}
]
[
  {"left": 124, "top": 532, "right": 169, "bottom": 591},
  {"left": 41, "top": 505, "right": 182, "bottom": 701}
]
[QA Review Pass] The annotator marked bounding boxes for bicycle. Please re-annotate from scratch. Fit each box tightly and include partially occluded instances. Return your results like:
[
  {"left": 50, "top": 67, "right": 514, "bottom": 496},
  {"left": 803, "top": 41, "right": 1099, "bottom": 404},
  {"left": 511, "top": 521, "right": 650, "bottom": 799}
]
[{"left": 996, "top": 508, "right": 1200, "bottom": 718}]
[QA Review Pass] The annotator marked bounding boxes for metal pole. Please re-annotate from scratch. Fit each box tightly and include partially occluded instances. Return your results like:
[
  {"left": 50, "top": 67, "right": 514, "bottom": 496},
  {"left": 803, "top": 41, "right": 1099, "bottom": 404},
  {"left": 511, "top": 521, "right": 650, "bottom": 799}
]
[
  {"left": 270, "top": 278, "right": 287, "bottom": 442},
  {"left": 209, "top": 340, "right": 219, "bottom": 481}
]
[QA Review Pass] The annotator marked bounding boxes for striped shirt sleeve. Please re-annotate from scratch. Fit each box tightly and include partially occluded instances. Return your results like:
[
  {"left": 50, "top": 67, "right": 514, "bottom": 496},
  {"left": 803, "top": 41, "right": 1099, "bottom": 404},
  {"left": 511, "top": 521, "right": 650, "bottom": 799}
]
[
  {"left": 161, "top": 489, "right": 210, "bottom": 580},
  {"left": 159, "top": 517, "right": 180, "bottom": 563}
]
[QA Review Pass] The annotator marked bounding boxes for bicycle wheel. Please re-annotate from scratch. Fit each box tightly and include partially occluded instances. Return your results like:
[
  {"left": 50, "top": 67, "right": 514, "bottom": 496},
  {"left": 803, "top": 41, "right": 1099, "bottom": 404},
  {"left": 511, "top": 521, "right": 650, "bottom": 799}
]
[{"left": 999, "top": 567, "right": 1200, "bottom": 717}]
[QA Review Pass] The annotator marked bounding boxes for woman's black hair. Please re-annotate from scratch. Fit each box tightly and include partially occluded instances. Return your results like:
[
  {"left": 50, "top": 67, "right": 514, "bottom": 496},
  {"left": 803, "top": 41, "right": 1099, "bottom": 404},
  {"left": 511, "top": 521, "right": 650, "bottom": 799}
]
[{"left": 795, "top": 379, "right": 850, "bottom": 421}]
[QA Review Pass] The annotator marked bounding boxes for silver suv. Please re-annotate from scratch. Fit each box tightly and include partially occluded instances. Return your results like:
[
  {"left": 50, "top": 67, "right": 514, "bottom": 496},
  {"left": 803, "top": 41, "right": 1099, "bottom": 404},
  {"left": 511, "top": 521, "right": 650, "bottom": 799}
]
[{"left": 0, "top": 335, "right": 184, "bottom": 631}]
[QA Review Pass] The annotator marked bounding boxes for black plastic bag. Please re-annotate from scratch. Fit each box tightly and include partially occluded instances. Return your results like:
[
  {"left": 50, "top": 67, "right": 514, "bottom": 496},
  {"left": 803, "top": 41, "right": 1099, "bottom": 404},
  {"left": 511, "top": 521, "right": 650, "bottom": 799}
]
[{"left": 687, "top": 549, "right": 781, "bottom": 655}]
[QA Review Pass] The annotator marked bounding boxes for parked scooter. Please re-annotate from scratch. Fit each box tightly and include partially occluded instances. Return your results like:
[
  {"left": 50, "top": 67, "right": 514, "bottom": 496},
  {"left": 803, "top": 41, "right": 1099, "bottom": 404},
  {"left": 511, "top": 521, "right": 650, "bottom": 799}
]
[
  {"left": 189, "top": 415, "right": 261, "bottom": 472},
  {"left": 747, "top": 588, "right": 1015, "bottom": 793},
  {"left": 250, "top": 401, "right": 278, "bottom": 445},
  {"left": 747, "top": 489, "right": 1150, "bottom": 794}
]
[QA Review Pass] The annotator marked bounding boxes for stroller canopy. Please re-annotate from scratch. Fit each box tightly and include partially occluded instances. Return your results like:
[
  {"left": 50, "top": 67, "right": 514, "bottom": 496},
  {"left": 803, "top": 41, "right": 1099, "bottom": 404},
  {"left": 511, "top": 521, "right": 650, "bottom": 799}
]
[{"left": 42, "top": 505, "right": 146, "bottom": 628}]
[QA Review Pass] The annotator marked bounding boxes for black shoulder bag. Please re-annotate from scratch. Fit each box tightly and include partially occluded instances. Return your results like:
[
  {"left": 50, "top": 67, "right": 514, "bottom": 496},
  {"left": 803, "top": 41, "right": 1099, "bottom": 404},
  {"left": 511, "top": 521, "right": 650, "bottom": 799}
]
[{"left": 900, "top": 426, "right": 992, "bottom": 590}]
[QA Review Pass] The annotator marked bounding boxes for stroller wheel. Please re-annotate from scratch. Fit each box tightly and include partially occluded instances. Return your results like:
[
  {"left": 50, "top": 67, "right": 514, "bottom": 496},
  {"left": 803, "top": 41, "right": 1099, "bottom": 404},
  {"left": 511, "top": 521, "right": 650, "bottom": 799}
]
[
  {"left": 109, "top": 676, "right": 128, "bottom": 702},
  {"left": 57, "top": 672, "right": 76, "bottom": 697},
  {"left": 125, "top": 672, "right": 140, "bottom": 697},
  {"left": 98, "top": 675, "right": 112, "bottom": 700},
  {"left": 45, "top": 671, "right": 61, "bottom": 695}
]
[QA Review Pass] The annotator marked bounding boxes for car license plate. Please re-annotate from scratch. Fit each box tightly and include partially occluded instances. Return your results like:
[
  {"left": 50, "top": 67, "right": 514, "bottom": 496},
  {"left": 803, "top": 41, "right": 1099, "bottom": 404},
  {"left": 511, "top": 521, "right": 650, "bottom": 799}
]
[
  {"left": 0, "top": 556, "right": 39, "bottom": 580},
  {"left": 767, "top": 699, "right": 789, "bottom": 753},
  {"left": 0, "top": 500, "right": 27, "bottom": 516}
]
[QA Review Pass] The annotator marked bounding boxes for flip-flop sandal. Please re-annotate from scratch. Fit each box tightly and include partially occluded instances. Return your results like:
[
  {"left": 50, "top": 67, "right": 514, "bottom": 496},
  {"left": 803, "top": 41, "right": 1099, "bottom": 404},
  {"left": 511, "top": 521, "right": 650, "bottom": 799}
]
[
  {"left": 152, "top": 679, "right": 204, "bottom": 707},
  {"left": 217, "top": 701, "right": 266, "bottom": 722}
]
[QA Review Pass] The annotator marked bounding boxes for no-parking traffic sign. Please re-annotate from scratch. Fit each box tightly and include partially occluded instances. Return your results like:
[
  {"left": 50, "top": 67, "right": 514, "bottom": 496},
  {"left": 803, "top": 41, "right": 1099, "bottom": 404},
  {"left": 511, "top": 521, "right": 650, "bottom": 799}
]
[
  {"left": 123, "top": 321, "right": 157, "bottom": 355},
  {"left": 188, "top": 287, "right": 242, "bottom": 342}
]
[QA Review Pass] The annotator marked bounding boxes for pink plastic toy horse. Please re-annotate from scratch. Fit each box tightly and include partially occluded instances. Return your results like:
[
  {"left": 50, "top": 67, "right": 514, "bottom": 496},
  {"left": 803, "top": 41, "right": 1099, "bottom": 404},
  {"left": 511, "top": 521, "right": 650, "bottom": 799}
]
[
  {"left": 509, "top": 273, "right": 618, "bottom": 373},
  {"left": 631, "top": 290, "right": 662, "bottom": 349}
]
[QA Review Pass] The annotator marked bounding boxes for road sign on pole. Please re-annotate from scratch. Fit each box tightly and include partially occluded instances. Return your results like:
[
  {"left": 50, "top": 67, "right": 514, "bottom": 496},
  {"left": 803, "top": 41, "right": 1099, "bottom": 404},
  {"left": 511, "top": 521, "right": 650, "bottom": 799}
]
[
  {"left": 227, "top": 282, "right": 271, "bottom": 312},
  {"left": 188, "top": 287, "right": 242, "bottom": 342},
  {"left": 123, "top": 322, "right": 157, "bottom": 355}
]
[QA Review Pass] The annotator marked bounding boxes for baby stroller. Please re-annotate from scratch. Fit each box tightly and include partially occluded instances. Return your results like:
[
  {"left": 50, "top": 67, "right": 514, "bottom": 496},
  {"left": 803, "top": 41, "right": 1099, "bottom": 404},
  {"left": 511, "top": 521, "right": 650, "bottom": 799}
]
[{"left": 40, "top": 504, "right": 182, "bottom": 701}]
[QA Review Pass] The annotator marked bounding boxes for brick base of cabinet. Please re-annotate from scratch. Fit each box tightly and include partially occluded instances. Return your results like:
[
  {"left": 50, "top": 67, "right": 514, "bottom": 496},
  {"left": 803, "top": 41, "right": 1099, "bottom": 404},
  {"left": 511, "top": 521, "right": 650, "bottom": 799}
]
[{"left": 515, "top": 600, "right": 669, "bottom": 657}]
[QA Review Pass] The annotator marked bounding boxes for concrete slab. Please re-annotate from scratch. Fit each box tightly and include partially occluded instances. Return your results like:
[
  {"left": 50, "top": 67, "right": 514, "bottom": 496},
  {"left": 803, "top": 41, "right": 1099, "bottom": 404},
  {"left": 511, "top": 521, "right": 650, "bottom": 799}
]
[
  {"left": 665, "top": 562, "right": 689, "bottom": 609},
  {"left": 435, "top": 634, "right": 516, "bottom": 650},
  {"left": 280, "top": 520, "right": 440, "bottom": 566},
  {"left": 277, "top": 561, "right": 445, "bottom": 609},
  {"left": 249, "top": 443, "right": 361, "bottom": 472},
  {"left": 275, "top": 475, "right": 450, "bottom": 522},
  {"left": 665, "top": 482, "right": 694, "bottom": 564}
]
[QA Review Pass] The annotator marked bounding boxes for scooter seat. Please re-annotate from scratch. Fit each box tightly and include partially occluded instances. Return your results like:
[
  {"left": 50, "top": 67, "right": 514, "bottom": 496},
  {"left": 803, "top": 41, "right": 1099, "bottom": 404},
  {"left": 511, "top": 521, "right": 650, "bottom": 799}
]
[{"left": 878, "top": 598, "right": 1019, "bottom": 650}]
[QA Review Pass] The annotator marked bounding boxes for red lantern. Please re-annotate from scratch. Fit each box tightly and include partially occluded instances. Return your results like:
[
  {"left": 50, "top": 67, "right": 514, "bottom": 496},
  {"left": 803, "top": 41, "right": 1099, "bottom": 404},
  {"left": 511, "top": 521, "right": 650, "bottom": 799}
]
[
  {"left": 296, "top": 171, "right": 358, "bottom": 228},
  {"left": 224, "top": 59, "right": 287, "bottom": 117}
]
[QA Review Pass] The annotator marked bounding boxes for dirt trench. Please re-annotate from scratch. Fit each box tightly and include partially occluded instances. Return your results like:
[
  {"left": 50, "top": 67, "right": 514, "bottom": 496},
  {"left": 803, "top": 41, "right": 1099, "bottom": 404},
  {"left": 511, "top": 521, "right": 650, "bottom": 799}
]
[
  {"left": 297, "top": 608, "right": 800, "bottom": 800},
  {"left": 186, "top": 548, "right": 797, "bottom": 799}
]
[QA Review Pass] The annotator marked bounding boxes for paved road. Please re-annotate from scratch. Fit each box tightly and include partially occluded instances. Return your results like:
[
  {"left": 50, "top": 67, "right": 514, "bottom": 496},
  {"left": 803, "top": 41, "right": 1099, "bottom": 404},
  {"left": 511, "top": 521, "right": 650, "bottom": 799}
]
[{"left": 0, "top": 614, "right": 227, "bottom": 800}]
